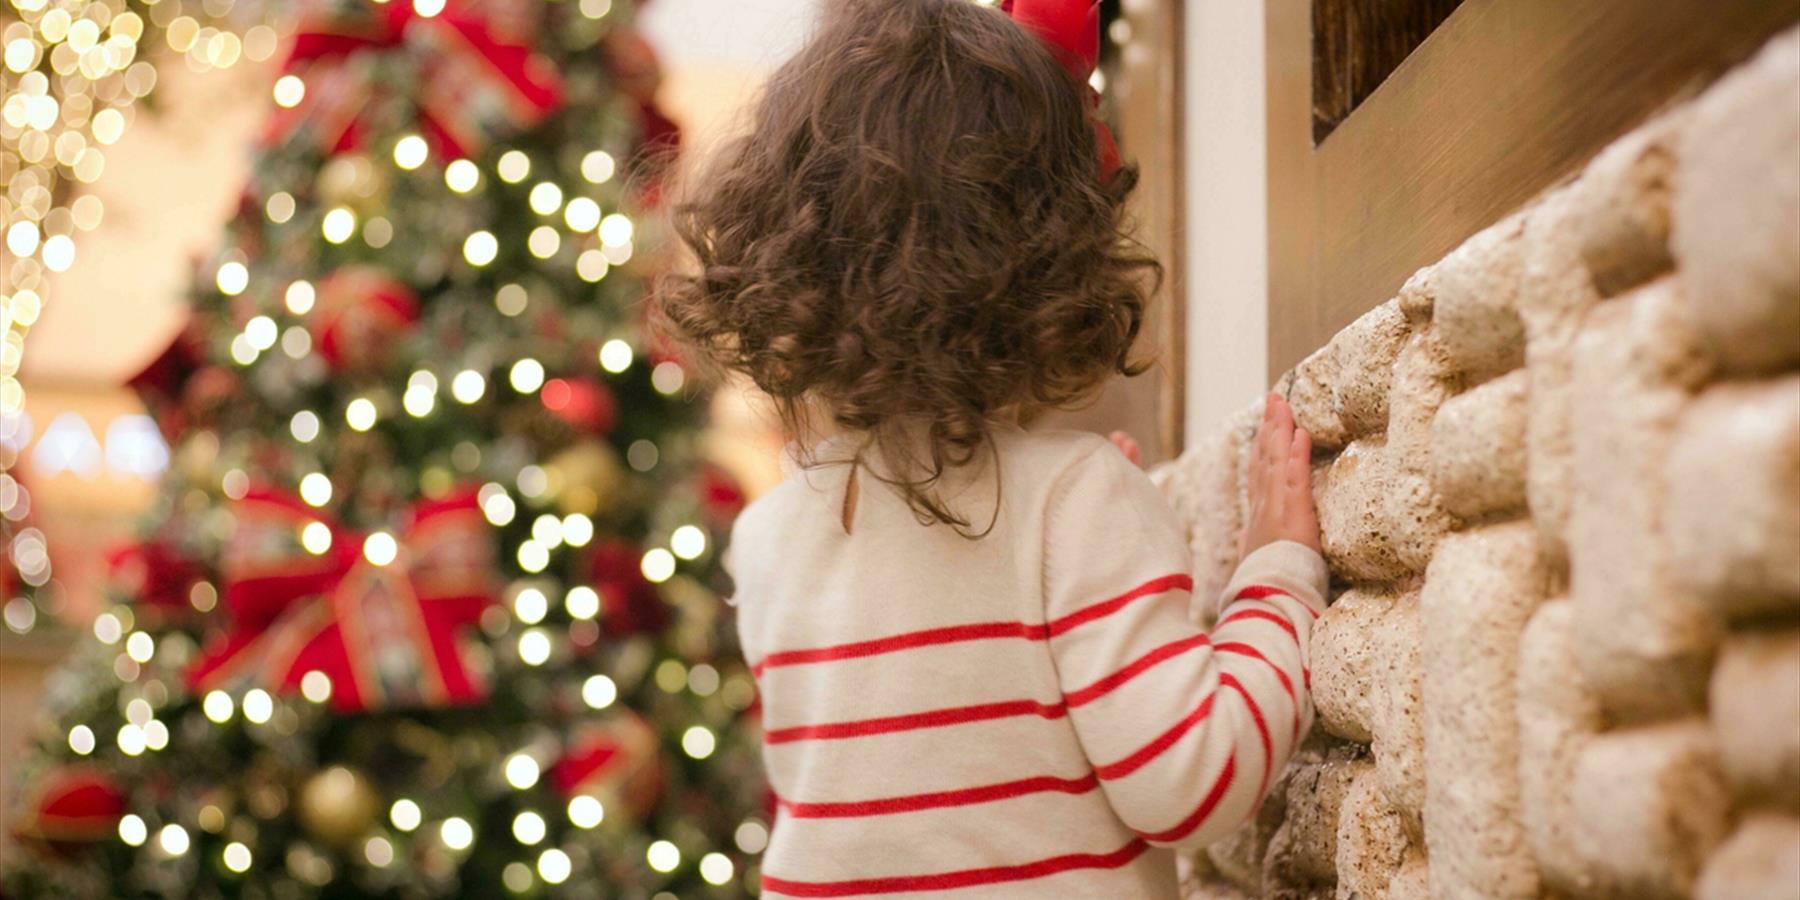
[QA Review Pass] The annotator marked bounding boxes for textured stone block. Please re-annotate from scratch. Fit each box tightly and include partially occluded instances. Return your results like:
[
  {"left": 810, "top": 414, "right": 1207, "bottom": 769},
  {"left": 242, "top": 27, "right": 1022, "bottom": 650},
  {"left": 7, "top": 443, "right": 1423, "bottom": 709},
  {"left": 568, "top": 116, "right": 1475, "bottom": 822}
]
[
  {"left": 1569, "top": 279, "right": 1720, "bottom": 722},
  {"left": 1285, "top": 299, "right": 1413, "bottom": 449},
  {"left": 1518, "top": 184, "right": 1607, "bottom": 565},
  {"left": 1710, "top": 630, "right": 1800, "bottom": 811},
  {"left": 1264, "top": 750, "right": 1362, "bottom": 889},
  {"left": 1335, "top": 765, "right": 1416, "bottom": 900},
  {"left": 1150, "top": 401, "right": 1261, "bottom": 622},
  {"left": 1517, "top": 599, "right": 1604, "bottom": 898},
  {"left": 1568, "top": 721, "right": 1732, "bottom": 899},
  {"left": 1309, "top": 590, "right": 1425, "bottom": 827},
  {"left": 1421, "top": 522, "right": 1545, "bottom": 900},
  {"left": 1696, "top": 814, "right": 1800, "bottom": 900},
  {"left": 1572, "top": 113, "right": 1681, "bottom": 296},
  {"left": 1429, "top": 369, "right": 1529, "bottom": 520},
  {"left": 1433, "top": 213, "right": 1528, "bottom": 383},
  {"left": 1314, "top": 333, "right": 1456, "bottom": 584},
  {"left": 1664, "top": 376, "right": 1800, "bottom": 615},
  {"left": 1674, "top": 27, "right": 1800, "bottom": 373}
]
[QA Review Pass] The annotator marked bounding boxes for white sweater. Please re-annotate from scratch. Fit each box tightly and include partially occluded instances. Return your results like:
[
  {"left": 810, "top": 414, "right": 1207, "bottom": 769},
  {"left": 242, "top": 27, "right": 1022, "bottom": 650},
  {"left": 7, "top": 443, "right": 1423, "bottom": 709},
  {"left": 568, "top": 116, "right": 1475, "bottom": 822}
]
[{"left": 725, "top": 427, "right": 1329, "bottom": 898}]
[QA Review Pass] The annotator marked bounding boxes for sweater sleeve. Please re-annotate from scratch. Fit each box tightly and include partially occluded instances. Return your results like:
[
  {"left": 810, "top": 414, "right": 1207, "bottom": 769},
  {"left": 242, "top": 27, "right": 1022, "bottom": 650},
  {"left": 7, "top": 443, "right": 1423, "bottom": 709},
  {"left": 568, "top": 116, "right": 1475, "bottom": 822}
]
[{"left": 1041, "top": 444, "right": 1328, "bottom": 849}]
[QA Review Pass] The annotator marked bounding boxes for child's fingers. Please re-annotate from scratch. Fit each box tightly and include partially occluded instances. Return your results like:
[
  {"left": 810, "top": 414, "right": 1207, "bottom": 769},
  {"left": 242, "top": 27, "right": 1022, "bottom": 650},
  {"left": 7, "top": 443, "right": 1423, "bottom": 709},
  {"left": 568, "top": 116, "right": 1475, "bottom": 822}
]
[
  {"left": 1108, "top": 431, "right": 1142, "bottom": 467},
  {"left": 1287, "top": 427, "right": 1312, "bottom": 488}
]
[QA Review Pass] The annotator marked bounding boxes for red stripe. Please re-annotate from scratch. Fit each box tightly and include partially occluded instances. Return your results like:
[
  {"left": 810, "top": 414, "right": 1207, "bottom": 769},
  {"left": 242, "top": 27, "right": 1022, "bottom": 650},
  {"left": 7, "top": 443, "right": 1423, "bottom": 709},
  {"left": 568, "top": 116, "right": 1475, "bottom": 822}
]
[
  {"left": 1233, "top": 584, "right": 1320, "bottom": 618},
  {"left": 764, "top": 698, "right": 1066, "bottom": 745},
  {"left": 751, "top": 573, "right": 1192, "bottom": 676},
  {"left": 1094, "top": 692, "right": 1214, "bottom": 781},
  {"left": 1220, "top": 674, "right": 1273, "bottom": 804},
  {"left": 1216, "top": 641, "right": 1303, "bottom": 745},
  {"left": 761, "top": 839, "right": 1151, "bottom": 897},
  {"left": 1135, "top": 753, "right": 1237, "bottom": 844},
  {"left": 1065, "top": 633, "right": 1210, "bottom": 707},
  {"left": 780, "top": 773, "right": 1099, "bottom": 819},
  {"left": 1047, "top": 573, "right": 1194, "bottom": 636},
  {"left": 765, "top": 631, "right": 1211, "bottom": 745},
  {"left": 1217, "top": 606, "right": 1298, "bottom": 639}
]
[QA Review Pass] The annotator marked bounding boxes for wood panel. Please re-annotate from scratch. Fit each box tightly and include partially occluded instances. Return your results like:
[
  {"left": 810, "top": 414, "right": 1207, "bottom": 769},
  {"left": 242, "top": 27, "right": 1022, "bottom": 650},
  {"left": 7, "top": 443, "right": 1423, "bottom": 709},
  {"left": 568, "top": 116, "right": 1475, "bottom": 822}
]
[
  {"left": 1267, "top": 0, "right": 1800, "bottom": 378},
  {"left": 1312, "top": 0, "right": 1465, "bottom": 142}
]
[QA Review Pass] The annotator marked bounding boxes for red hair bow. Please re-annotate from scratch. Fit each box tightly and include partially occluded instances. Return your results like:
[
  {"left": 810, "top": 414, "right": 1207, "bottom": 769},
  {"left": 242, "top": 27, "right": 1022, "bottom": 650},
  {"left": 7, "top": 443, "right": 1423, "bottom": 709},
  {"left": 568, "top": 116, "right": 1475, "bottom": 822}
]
[{"left": 1000, "top": 0, "right": 1120, "bottom": 179}]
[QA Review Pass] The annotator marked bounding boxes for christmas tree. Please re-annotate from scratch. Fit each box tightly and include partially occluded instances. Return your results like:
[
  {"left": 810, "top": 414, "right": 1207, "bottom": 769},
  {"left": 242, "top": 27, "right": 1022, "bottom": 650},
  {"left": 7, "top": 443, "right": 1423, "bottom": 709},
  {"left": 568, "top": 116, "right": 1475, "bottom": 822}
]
[{"left": 3, "top": 1, "right": 766, "bottom": 896}]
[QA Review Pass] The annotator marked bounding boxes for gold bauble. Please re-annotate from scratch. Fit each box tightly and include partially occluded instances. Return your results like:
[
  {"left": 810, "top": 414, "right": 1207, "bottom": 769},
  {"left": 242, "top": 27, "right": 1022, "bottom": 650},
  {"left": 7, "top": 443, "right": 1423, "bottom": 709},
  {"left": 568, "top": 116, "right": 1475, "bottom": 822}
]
[
  {"left": 296, "top": 765, "right": 379, "bottom": 847},
  {"left": 315, "top": 152, "right": 389, "bottom": 212},
  {"left": 547, "top": 441, "right": 627, "bottom": 516}
]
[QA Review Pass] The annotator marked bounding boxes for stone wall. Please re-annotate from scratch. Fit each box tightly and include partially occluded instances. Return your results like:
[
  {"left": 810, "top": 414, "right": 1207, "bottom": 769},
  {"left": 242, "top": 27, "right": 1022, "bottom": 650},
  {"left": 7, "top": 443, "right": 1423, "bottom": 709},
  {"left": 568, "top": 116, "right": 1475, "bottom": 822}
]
[{"left": 1153, "top": 27, "right": 1800, "bottom": 900}]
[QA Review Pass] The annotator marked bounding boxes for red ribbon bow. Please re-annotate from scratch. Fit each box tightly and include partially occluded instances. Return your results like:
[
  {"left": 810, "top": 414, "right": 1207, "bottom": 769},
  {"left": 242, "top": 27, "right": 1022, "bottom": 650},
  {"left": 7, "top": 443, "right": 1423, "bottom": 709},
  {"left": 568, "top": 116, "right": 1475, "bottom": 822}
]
[
  {"left": 1001, "top": 0, "right": 1120, "bottom": 179},
  {"left": 187, "top": 486, "right": 497, "bottom": 713},
  {"left": 265, "top": 0, "right": 565, "bottom": 160}
]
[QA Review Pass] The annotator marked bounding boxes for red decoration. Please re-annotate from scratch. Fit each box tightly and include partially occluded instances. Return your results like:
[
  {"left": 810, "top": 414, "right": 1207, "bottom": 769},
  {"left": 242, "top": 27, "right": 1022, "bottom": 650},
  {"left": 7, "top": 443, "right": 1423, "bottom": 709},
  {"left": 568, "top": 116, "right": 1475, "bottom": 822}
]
[
  {"left": 695, "top": 462, "right": 747, "bottom": 527},
  {"left": 106, "top": 540, "right": 203, "bottom": 619},
  {"left": 541, "top": 378, "right": 617, "bottom": 437},
  {"left": 266, "top": 0, "right": 565, "bottom": 160},
  {"left": 585, "top": 539, "right": 669, "bottom": 636},
  {"left": 551, "top": 711, "right": 665, "bottom": 824},
  {"left": 310, "top": 266, "right": 421, "bottom": 372},
  {"left": 12, "top": 768, "right": 126, "bottom": 851},
  {"left": 188, "top": 487, "right": 496, "bottom": 713},
  {"left": 125, "top": 325, "right": 206, "bottom": 441},
  {"left": 999, "top": 0, "right": 1118, "bottom": 179}
]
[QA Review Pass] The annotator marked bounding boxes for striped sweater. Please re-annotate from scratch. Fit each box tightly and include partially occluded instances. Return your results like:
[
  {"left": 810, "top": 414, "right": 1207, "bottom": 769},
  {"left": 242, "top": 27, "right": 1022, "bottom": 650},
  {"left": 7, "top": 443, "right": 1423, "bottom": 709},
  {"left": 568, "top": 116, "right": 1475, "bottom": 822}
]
[{"left": 725, "top": 427, "right": 1329, "bottom": 898}]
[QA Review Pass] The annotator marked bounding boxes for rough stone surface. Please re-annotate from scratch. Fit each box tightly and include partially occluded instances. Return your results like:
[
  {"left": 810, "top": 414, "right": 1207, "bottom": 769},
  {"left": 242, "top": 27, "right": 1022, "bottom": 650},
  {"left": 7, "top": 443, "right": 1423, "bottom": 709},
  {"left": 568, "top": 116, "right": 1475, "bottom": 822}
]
[
  {"left": 1567, "top": 721, "right": 1733, "bottom": 899},
  {"left": 1663, "top": 376, "right": 1800, "bottom": 615},
  {"left": 1429, "top": 368, "right": 1529, "bottom": 520},
  {"left": 1517, "top": 598, "right": 1603, "bottom": 898},
  {"left": 1420, "top": 523, "right": 1544, "bottom": 900},
  {"left": 1568, "top": 279, "right": 1718, "bottom": 722},
  {"left": 1674, "top": 28, "right": 1800, "bottom": 373},
  {"left": 1164, "top": 29, "right": 1800, "bottom": 899},
  {"left": 1695, "top": 815, "right": 1800, "bottom": 900},
  {"left": 1708, "top": 630, "right": 1800, "bottom": 811},
  {"left": 1433, "top": 213, "right": 1529, "bottom": 383},
  {"left": 1573, "top": 112, "right": 1681, "bottom": 297}
]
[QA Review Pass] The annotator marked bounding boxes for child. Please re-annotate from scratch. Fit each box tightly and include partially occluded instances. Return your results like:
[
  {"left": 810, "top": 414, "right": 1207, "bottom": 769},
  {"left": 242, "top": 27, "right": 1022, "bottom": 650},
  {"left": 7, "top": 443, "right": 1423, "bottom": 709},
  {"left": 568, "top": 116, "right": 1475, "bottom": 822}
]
[{"left": 658, "top": 0, "right": 1325, "bottom": 895}]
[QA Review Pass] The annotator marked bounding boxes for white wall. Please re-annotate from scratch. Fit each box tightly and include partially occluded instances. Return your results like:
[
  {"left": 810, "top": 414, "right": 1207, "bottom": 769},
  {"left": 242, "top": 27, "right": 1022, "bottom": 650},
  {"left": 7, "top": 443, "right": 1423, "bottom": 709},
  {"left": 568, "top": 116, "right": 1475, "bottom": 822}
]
[{"left": 1182, "top": 1, "right": 1273, "bottom": 435}]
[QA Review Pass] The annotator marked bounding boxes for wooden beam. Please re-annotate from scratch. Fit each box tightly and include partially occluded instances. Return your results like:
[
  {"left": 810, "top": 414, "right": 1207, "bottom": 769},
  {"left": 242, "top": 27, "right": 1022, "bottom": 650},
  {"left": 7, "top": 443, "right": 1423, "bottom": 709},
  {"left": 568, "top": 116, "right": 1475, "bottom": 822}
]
[{"left": 1267, "top": 0, "right": 1800, "bottom": 378}]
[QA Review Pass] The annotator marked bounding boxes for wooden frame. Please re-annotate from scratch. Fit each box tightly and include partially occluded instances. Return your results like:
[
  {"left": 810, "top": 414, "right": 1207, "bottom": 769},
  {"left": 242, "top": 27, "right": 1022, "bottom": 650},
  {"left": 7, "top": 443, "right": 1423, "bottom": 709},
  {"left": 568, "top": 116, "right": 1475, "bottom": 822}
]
[{"left": 1266, "top": 0, "right": 1800, "bottom": 378}]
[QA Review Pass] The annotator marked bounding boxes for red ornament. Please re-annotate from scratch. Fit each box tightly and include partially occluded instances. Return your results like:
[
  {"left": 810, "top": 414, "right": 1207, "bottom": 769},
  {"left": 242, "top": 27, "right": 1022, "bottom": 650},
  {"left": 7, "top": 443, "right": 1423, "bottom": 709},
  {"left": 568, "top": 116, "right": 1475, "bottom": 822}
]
[
  {"left": 542, "top": 378, "right": 617, "bottom": 437},
  {"left": 125, "top": 325, "right": 206, "bottom": 441},
  {"left": 12, "top": 767, "right": 126, "bottom": 852},
  {"left": 188, "top": 487, "right": 496, "bottom": 713},
  {"left": 585, "top": 539, "right": 669, "bottom": 636},
  {"left": 695, "top": 462, "right": 747, "bottom": 527},
  {"left": 551, "top": 711, "right": 665, "bottom": 825},
  {"left": 310, "top": 266, "right": 421, "bottom": 372},
  {"left": 265, "top": 0, "right": 564, "bottom": 159},
  {"left": 106, "top": 540, "right": 203, "bottom": 619}
]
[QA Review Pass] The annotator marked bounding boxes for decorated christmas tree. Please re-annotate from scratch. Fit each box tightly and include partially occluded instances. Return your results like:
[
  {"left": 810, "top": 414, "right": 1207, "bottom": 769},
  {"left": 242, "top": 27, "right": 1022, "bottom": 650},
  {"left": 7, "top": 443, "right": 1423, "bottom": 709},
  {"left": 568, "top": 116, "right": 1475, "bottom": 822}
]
[{"left": 3, "top": 1, "right": 766, "bottom": 896}]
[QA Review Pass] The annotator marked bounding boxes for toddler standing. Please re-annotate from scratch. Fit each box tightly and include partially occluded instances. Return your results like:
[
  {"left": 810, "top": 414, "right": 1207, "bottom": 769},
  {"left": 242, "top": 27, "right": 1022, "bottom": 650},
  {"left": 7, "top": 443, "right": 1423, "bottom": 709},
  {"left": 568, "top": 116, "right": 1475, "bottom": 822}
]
[{"left": 659, "top": 1, "right": 1326, "bottom": 896}]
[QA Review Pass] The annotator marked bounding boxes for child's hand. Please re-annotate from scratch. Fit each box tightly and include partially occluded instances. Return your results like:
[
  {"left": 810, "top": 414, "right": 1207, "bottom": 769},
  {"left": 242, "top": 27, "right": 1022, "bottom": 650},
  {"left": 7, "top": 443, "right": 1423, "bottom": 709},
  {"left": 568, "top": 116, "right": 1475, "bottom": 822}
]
[
  {"left": 1108, "top": 431, "right": 1142, "bottom": 467},
  {"left": 1241, "top": 394, "right": 1321, "bottom": 556}
]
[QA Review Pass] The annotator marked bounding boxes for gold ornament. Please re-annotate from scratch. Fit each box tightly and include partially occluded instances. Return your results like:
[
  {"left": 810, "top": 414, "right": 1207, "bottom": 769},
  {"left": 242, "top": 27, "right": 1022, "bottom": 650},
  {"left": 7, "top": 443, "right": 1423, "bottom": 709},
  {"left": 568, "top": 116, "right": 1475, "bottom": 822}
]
[
  {"left": 296, "top": 766, "right": 380, "bottom": 847},
  {"left": 315, "top": 153, "right": 390, "bottom": 213},
  {"left": 547, "top": 441, "right": 627, "bottom": 516}
]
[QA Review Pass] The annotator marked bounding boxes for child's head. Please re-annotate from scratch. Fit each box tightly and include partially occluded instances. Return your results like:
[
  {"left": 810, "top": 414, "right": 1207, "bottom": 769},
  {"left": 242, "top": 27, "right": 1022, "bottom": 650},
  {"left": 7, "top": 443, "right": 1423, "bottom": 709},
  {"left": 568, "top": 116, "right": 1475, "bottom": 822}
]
[{"left": 658, "top": 0, "right": 1157, "bottom": 528}]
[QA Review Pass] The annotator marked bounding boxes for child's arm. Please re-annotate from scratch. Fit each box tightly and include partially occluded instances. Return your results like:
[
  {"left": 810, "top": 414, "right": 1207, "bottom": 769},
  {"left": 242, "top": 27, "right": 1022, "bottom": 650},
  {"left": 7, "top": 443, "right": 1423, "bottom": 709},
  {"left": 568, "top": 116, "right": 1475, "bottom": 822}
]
[{"left": 1044, "top": 396, "right": 1324, "bottom": 850}]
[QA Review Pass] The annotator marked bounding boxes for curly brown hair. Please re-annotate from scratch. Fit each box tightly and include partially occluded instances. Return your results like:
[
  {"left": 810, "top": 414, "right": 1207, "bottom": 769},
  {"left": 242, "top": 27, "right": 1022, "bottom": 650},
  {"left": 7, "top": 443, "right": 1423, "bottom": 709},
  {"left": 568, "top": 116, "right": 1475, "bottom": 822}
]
[{"left": 656, "top": 0, "right": 1159, "bottom": 533}]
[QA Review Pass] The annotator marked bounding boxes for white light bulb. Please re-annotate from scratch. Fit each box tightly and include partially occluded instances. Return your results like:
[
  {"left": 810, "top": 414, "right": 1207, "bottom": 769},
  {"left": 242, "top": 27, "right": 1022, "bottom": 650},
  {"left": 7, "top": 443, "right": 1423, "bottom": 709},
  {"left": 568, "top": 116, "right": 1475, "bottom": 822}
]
[
  {"left": 529, "top": 182, "right": 564, "bottom": 215},
  {"left": 451, "top": 370, "right": 486, "bottom": 404},
  {"left": 302, "top": 521, "right": 333, "bottom": 555},
  {"left": 158, "top": 823, "right": 190, "bottom": 856},
  {"left": 700, "top": 852, "right": 735, "bottom": 886},
  {"left": 513, "top": 588, "right": 548, "bottom": 625},
  {"left": 568, "top": 795, "right": 604, "bottom": 828},
  {"left": 363, "top": 532, "right": 398, "bottom": 566},
  {"left": 463, "top": 231, "right": 498, "bottom": 266},
  {"left": 517, "top": 628, "right": 551, "bottom": 666},
  {"left": 345, "top": 398, "right": 378, "bottom": 432},
  {"left": 538, "top": 848, "right": 572, "bottom": 885},
  {"left": 273, "top": 74, "right": 305, "bottom": 107},
  {"left": 565, "top": 586, "right": 600, "bottom": 620},
  {"left": 390, "top": 799, "right": 422, "bottom": 832},
  {"left": 670, "top": 525, "right": 707, "bottom": 560},
  {"left": 510, "top": 358, "right": 545, "bottom": 393},
  {"left": 647, "top": 840, "right": 680, "bottom": 873},
  {"left": 582, "top": 674, "right": 617, "bottom": 709},
  {"left": 512, "top": 811, "right": 546, "bottom": 845},
  {"left": 445, "top": 159, "right": 480, "bottom": 193},
  {"left": 440, "top": 816, "right": 474, "bottom": 851},
  {"left": 641, "top": 548, "right": 676, "bottom": 583},
  {"left": 393, "top": 134, "right": 429, "bottom": 170},
  {"left": 299, "top": 473, "right": 333, "bottom": 507},
  {"left": 598, "top": 340, "right": 633, "bottom": 374}
]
